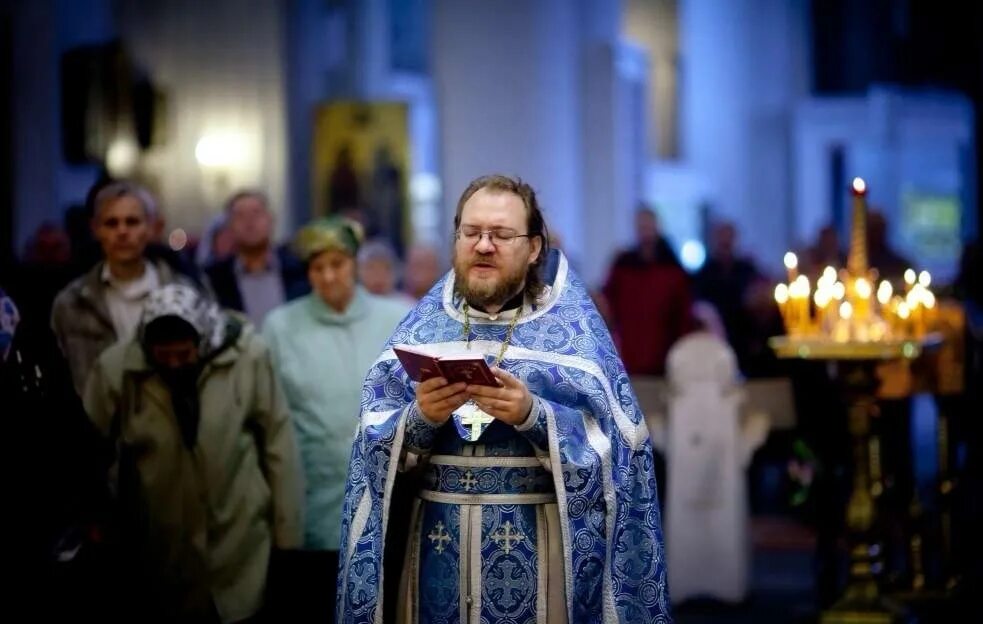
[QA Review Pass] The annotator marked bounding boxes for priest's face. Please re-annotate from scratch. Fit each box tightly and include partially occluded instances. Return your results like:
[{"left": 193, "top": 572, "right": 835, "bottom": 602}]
[{"left": 453, "top": 188, "right": 542, "bottom": 310}]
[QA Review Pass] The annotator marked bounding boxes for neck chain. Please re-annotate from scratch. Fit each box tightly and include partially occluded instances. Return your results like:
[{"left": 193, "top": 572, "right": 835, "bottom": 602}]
[{"left": 462, "top": 301, "right": 522, "bottom": 366}]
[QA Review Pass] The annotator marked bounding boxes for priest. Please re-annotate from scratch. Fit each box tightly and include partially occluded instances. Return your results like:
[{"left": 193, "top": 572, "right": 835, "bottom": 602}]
[{"left": 337, "top": 174, "right": 671, "bottom": 623}]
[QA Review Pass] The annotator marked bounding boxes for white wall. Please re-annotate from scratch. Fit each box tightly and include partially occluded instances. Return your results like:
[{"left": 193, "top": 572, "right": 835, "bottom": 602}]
[
  {"left": 119, "top": 0, "right": 288, "bottom": 238},
  {"left": 794, "top": 87, "right": 975, "bottom": 283},
  {"left": 433, "top": 0, "right": 646, "bottom": 287},
  {"left": 679, "top": 0, "right": 810, "bottom": 270},
  {"left": 433, "top": 0, "right": 583, "bottom": 254}
]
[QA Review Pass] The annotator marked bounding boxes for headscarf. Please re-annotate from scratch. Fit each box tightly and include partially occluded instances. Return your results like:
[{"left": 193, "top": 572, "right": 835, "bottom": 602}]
[
  {"left": 139, "top": 284, "right": 228, "bottom": 359},
  {"left": 292, "top": 216, "right": 365, "bottom": 262},
  {"left": 0, "top": 288, "right": 19, "bottom": 362},
  {"left": 138, "top": 284, "right": 231, "bottom": 449}
]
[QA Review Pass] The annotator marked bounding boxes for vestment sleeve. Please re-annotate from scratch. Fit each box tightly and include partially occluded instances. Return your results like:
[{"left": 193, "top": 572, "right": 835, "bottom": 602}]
[
  {"left": 403, "top": 401, "right": 443, "bottom": 454},
  {"left": 514, "top": 396, "right": 549, "bottom": 452}
]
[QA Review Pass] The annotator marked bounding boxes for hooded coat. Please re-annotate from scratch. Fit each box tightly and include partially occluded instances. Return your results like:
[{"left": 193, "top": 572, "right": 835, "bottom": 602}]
[{"left": 83, "top": 285, "right": 304, "bottom": 622}]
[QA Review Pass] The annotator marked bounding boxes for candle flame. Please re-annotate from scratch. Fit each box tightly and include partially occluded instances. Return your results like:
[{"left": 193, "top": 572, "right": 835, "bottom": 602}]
[
  {"left": 904, "top": 269, "right": 916, "bottom": 285},
  {"left": 783, "top": 252, "right": 798, "bottom": 270},
  {"left": 855, "top": 277, "right": 872, "bottom": 299},
  {"left": 832, "top": 282, "right": 846, "bottom": 300},
  {"left": 852, "top": 177, "right": 866, "bottom": 194},
  {"left": 918, "top": 270, "right": 931, "bottom": 287},
  {"left": 907, "top": 287, "right": 922, "bottom": 309},
  {"left": 924, "top": 291, "right": 936, "bottom": 309},
  {"left": 877, "top": 281, "right": 893, "bottom": 305},
  {"left": 897, "top": 302, "right": 910, "bottom": 320},
  {"left": 839, "top": 301, "right": 853, "bottom": 320},
  {"left": 774, "top": 283, "right": 789, "bottom": 304}
]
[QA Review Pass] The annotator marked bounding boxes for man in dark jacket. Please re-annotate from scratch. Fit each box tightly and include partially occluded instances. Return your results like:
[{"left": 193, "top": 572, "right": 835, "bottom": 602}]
[
  {"left": 204, "top": 190, "right": 308, "bottom": 327},
  {"left": 694, "top": 220, "right": 761, "bottom": 374}
]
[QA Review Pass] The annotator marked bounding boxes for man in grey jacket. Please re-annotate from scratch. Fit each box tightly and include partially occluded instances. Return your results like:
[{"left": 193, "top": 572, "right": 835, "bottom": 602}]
[{"left": 51, "top": 181, "right": 198, "bottom": 395}]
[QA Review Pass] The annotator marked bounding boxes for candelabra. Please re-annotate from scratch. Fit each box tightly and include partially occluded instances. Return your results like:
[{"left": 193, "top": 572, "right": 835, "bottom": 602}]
[
  {"left": 773, "top": 178, "right": 938, "bottom": 350},
  {"left": 769, "top": 178, "right": 942, "bottom": 624}
]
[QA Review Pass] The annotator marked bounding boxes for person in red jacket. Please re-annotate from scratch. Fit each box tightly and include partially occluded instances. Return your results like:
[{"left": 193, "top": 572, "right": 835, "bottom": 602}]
[{"left": 601, "top": 205, "right": 695, "bottom": 375}]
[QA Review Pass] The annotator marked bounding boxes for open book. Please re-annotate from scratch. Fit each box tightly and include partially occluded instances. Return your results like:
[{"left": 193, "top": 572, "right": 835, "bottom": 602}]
[{"left": 393, "top": 344, "right": 500, "bottom": 386}]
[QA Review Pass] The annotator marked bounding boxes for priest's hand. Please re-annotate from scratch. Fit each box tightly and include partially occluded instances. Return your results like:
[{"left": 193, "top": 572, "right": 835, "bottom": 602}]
[
  {"left": 416, "top": 378, "right": 469, "bottom": 424},
  {"left": 467, "top": 367, "right": 534, "bottom": 426}
]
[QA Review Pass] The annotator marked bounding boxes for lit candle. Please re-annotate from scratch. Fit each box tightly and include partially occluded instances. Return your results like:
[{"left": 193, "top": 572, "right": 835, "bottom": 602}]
[
  {"left": 923, "top": 290, "right": 937, "bottom": 330},
  {"left": 854, "top": 277, "right": 872, "bottom": 319},
  {"left": 848, "top": 178, "right": 869, "bottom": 277},
  {"left": 877, "top": 280, "right": 893, "bottom": 306},
  {"left": 786, "top": 276, "right": 811, "bottom": 335},
  {"left": 774, "top": 283, "right": 789, "bottom": 330},
  {"left": 877, "top": 280, "right": 893, "bottom": 333},
  {"left": 855, "top": 277, "right": 872, "bottom": 299},
  {"left": 840, "top": 301, "right": 853, "bottom": 320},
  {"left": 787, "top": 280, "right": 801, "bottom": 335},
  {"left": 814, "top": 289, "right": 832, "bottom": 332},
  {"left": 918, "top": 270, "right": 931, "bottom": 288},
  {"left": 897, "top": 301, "right": 911, "bottom": 320},
  {"left": 904, "top": 269, "right": 917, "bottom": 293},
  {"left": 784, "top": 252, "right": 799, "bottom": 284},
  {"left": 835, "top": 301, "right": 853, "bottom": 342},
  {"left": 897, "top": 300, "right": 911, "bottom": 338},
  {"left": 797, "top": 276, "right": 811, "bottom": 334},
  {"left": 907, "top": 287, "right": 925, "bottom": 337}
]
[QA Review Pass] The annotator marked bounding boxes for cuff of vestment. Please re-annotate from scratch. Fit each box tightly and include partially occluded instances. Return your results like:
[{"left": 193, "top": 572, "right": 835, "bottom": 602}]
[
  {"left": 514, "top": 397, "right": 548, "bottom": 450},
  {"left": 404, "top": 402, "right": 442, "bottom": 452}
]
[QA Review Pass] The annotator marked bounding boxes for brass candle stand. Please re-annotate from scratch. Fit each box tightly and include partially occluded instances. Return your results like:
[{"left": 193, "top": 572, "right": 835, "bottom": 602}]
[
  {"left": 770, "top": 177, "right": 945, "bottom": 623},
  {"left": 770, "top": 336, "right": 940, "bottom": 623}
]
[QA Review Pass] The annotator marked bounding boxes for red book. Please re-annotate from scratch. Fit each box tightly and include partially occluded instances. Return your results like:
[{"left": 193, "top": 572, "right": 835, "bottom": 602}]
[{"left": 393, "top": 344, "right": 500, "bottom": 386}]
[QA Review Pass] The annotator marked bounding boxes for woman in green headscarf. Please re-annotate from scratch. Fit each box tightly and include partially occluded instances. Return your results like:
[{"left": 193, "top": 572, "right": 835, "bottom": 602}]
[{"left": 261, "top": 217, "right": 411, "bottom": 619}]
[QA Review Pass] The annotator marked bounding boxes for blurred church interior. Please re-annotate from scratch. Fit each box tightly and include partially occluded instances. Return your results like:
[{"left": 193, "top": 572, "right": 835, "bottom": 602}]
[{"left": 2, "top": 1, "right": 981, "bottom": 622}]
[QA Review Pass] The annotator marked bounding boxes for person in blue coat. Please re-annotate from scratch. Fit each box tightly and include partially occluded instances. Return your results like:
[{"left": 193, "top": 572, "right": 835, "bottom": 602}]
[{"left": 262, "top": 216, "right": 411, "bottom": 621}]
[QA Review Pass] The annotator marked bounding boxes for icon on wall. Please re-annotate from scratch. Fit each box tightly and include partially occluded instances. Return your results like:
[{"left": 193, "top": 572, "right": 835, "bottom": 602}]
[{"left": 312, "top": 101, "right": 411, "bottom": 255}]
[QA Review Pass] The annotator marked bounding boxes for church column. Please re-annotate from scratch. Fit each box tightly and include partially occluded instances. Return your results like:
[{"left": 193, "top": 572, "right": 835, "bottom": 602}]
[
  {"left": 679, "top": 0, "right": 809, "bottom": 266},
  {"left": 11, "top": 0, "right": 115, "bottom": 254},
  {"left": 580, "top": 0, "right": 649, "bottom": 286},
  {"left": 432, "top": 0, "right": 589, "bottom": 278}
]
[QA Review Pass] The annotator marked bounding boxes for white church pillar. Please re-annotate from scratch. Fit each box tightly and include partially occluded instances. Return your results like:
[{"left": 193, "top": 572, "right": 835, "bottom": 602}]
[
  {"left": 432, "top": 0, "right": 587, "bottom": 274},
  {"left": 680, "top": 0, "right": 809, "bottom": 268}
]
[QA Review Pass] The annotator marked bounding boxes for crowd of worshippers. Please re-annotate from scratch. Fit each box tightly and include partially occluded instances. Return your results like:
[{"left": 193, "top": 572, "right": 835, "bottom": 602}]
[
  {"left": 2, "top": 174, "right": 676, "bottom": 623},
  {"left": 4, "top": 168, "right": 951, "bottom": 622},
  {"left": 3, "top": 181, "right": 443, "bottom": 622}
]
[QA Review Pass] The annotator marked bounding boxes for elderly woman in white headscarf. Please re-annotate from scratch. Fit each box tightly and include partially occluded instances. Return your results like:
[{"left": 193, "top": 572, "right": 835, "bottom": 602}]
[{"left": 83, "top": 284, "right": 304, "bottom": 623}]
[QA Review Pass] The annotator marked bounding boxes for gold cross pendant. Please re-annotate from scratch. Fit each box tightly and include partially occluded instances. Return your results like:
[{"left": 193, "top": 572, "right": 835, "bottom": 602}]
[{"left": 456, "top": 401, "right": 495, "bottom": 442}]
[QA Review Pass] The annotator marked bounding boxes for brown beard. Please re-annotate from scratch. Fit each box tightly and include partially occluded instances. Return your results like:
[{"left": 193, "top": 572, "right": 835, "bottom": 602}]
[{"left": 453, "top": 251, "right": 528, "bottom": 310}]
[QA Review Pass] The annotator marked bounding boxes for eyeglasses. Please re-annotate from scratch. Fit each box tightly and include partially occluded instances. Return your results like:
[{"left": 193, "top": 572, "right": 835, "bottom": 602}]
[{"left": 456, "top": 225, "right": 532, "bottom": 246}]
